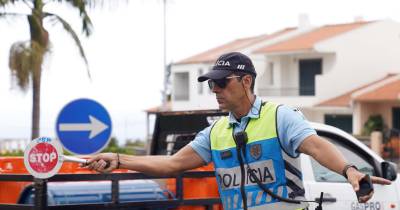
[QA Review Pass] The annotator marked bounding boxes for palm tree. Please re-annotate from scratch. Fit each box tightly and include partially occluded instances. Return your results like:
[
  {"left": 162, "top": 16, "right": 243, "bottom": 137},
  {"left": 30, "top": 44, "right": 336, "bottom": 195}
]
[{"left": 0, "top": 0, "right": 95, "bottom": 139}]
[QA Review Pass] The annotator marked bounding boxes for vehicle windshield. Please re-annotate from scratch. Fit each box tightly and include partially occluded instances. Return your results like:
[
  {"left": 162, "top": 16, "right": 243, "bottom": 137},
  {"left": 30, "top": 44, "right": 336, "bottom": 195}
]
[{"left": 311, "top": 133, "right": 375, "bottom": 183}]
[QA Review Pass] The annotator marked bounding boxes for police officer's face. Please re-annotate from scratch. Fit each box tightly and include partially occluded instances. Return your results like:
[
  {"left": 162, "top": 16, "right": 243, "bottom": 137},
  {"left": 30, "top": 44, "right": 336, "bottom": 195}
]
[{"left": 210, "top": 74, "right": 248, "bottom": 111}]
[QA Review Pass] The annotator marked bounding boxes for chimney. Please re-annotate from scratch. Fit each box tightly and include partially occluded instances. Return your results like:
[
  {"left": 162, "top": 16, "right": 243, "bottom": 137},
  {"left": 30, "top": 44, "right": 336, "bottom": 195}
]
[{"left": 298, "top": 13, "right": 311, "bottom": 29}]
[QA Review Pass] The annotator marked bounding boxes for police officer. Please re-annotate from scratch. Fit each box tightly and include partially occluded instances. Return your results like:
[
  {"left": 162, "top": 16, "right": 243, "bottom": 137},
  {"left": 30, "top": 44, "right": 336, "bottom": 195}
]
[{"left": 86, "top": 52, "right": 391, "bottom": 210}]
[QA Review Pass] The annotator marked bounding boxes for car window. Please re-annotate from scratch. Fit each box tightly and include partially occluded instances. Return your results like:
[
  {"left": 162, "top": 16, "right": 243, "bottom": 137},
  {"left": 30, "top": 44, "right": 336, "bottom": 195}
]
[{"left": 310, "top": 134, "right": 375, "bottom": 183}]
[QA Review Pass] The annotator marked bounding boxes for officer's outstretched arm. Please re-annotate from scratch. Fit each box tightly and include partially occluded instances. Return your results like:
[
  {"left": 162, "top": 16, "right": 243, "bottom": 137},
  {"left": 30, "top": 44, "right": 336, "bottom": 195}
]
[
  {"left": 298, "top": 134, "right": 347, "bottom": 175},
  {"left": 298, "top": 134, "right": 391, "bottom": 203},
  {"left": 86, "top": 145, "right": 206, "bottom": 176}
]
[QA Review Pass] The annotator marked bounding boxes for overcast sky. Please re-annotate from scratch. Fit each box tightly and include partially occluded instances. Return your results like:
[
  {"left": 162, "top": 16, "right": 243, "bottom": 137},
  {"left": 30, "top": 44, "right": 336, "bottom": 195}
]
[{"left": 1, "top": 0, "right": 399, "bottom": 144}]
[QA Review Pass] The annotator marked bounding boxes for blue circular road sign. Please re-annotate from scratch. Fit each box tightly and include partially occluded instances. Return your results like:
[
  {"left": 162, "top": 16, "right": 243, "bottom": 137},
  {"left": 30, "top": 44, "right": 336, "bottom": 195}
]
[{"left": 56, "top": 98, "right": 112, "bottom": 155}]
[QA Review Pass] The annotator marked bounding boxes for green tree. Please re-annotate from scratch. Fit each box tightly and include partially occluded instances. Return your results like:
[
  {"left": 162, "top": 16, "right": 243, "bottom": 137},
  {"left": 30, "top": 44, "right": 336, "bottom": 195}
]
[
  {"left": 362, "top": 114, "right": 385, "bottom": 136},
  {"left": 0, "top": 0, "right": 96, "bottom": 139},
  {"left": 102, "top": 137, "right": 119, "bottom": 153},
  {"left": 100, "top": 137, "right": 143, "bottom": 155},
  {"left": 125, "top": 138, "right": 145, "bottom": 147}
]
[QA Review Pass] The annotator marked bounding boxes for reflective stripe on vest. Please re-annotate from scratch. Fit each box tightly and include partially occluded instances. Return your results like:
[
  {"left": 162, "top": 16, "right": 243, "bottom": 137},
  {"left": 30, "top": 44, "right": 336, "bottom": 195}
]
[{"left": 210, "top": 102, "right": 308, "bottom": 210}]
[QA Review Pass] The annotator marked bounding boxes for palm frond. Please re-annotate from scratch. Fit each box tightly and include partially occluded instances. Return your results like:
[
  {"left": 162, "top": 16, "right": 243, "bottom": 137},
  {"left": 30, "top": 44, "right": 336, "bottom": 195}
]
[
  {"left": 0, "top": 12, "right": 28, "bottom": 22},
  {"left": 0, "top": 0, "right": 14, "bottom": 7},
  {"left": 1, "top": 0, "right": 32, "bottom": 9},
  {"left": 54, "top": 0, "right": 93, "bottom": 36},
  {"left": 9, "top": 40, "right": 44, "bottom": 91},
  {"left": 44, "top": 12, "right": 91, "bottom": 79},
  {"left": 53, "top": 0, "right": 104, "bottom": 9}
]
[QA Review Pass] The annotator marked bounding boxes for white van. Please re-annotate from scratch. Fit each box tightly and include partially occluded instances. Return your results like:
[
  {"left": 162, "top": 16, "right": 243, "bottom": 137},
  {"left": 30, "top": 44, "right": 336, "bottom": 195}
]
[{"left": 305, "top": 123, "right": 400, "bottom": 210}]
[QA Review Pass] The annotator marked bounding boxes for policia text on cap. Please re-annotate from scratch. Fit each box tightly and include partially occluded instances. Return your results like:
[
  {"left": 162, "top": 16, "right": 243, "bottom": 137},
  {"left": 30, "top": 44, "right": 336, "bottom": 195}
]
[{"left": 85, "top": 52, "right": 391, "bottom": 210}]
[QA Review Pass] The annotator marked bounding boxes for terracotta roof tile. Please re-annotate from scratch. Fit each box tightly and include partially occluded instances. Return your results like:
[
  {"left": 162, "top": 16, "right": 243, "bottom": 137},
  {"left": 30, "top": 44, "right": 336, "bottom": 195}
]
[
  {"left": 145, "top": 102, "right": 172, "bottom": 113},
  {"left": 354, "top": 79, "right": 400, "bottom": 102},
  {"left": 176, "top": 28, "right": 296, "bottom": 64},
  {"left": 254, "top": 21, "right": 372, "bottom": 54},
  {"left": 317, "top": 74, "right": 398, "bottom": 107}
]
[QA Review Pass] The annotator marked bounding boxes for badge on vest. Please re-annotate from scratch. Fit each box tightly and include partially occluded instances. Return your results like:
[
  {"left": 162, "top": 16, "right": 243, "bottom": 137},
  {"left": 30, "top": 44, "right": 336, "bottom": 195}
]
[
  {"left": 220, "top": 150, "right": 232, "bottom": 159},
  {"left": 250, "top": 144, "right": 262, "bottom": 160}
]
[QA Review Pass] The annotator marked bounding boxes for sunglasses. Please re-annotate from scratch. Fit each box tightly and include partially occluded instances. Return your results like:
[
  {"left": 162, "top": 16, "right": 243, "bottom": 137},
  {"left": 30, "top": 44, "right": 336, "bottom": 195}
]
[{"left": 208, "top": 76, "right": 241, "bottom": 89}]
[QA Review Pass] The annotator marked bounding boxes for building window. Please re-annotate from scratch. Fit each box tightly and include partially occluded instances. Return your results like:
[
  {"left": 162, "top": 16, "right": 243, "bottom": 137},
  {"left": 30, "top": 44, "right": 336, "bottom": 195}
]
[
  {"left": 208, "top": 66, "right": 213, "bottom": 94},
  {"left": 268, "top": 62, "right": 274, "bottom": 85},
  {"left": 299, "top": 59, "right": 322, "bottom": 96},
  {"left": 198, "top": 69, "right": 204, "bottom": 94},
  {"left": 173, "top": 72, "right": 189, "bottom": 101},
  {"left": 393, "top": 107, "right": 400, "bottom": 130},
  {"left": 324, "top": 114, "right": 353, "bottom": 133}
]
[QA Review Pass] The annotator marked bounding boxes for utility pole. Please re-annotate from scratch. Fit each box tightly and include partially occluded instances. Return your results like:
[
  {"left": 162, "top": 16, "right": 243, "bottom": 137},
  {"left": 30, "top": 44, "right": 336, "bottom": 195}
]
[{"left": 162, "top": 0, "right": 168, "bottom": 109}]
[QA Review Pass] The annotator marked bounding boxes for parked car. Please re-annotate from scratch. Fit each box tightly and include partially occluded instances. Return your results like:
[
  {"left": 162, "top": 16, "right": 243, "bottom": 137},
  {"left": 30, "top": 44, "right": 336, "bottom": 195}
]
[
  {"left": 18, "top": 180, "right": 171, "bottom": 207},
  {"left": 304, "top": 122, "right": 399, "bottom": 210}
]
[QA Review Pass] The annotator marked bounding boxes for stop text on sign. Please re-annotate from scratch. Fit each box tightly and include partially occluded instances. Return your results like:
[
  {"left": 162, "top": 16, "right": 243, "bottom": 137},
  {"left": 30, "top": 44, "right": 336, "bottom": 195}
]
[
  {"left": 29, "top": 152, "right": 57, "bottom": 163},
  {"left": 28, "top": 143, "right": 59, "bottom": 173}
]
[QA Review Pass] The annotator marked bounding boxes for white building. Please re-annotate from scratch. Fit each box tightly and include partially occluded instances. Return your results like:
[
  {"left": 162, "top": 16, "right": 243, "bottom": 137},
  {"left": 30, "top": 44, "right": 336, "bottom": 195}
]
[
  {"left": 169, "top": 18, "right": 400, "bottom": 134},
  {"left": 0, "top": 138, "right": 29, "bottom": 153}
]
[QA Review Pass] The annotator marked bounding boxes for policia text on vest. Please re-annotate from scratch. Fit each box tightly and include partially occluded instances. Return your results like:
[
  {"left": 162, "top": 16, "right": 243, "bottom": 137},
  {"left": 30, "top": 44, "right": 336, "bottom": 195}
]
[{"left": 217, "top": 160, "right": 275, "bottom": 190}]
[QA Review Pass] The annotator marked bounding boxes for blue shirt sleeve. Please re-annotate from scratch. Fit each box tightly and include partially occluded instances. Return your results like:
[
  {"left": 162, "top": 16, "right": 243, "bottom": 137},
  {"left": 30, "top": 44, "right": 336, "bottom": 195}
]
[
  {"left": 188, "top": 124, "right": 213, "bottom": 164},
  {"left": 277, "top": 105, "right": 317, "bottom": 157}
]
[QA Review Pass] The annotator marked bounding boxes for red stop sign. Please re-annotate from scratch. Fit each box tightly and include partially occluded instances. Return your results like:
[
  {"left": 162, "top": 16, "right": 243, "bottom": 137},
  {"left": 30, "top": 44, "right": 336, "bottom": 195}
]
[{"left": 28, "top": 143, "right": 59, "bottom": 173}]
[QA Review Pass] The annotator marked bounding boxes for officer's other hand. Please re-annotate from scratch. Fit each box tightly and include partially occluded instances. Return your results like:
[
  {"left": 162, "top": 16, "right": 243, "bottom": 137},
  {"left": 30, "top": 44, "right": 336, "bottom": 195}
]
[
  {"left": 346, "top": 167, "right": 391, "bottom": 203},
  {"left": 83, "top": 153, "right": 118, "bottom": 173}
]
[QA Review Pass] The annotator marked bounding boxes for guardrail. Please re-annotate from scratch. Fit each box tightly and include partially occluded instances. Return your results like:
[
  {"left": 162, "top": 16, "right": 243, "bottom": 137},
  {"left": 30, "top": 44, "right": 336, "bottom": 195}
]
[{"left": 0, "top": 171, "right": 221, "bottom": 210}]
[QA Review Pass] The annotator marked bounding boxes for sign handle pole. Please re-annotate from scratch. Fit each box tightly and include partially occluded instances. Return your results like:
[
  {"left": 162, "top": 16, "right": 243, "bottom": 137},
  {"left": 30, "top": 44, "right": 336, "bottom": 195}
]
[{"left": 63, "top": 155, "right": 87, "bottom": 164}]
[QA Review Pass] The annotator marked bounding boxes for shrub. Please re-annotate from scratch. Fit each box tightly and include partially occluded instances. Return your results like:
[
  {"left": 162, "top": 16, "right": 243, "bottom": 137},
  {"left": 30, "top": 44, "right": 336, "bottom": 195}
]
[{"left": 362, "top": 115, "right": 384, "bottom": 136}]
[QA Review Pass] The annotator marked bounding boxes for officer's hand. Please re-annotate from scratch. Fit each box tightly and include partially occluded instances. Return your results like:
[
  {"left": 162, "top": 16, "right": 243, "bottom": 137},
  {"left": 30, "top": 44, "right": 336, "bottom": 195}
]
[
  {"left": 346, "top": 167, "right": 391, "bottom": 203},
  {"left": 83, "top": 153, "right": 118, "bottom": 173}
]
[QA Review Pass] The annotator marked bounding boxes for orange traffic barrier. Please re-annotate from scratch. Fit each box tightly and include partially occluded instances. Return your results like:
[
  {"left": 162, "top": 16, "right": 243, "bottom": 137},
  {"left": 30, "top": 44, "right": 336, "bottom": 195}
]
[
  {"left": 0, "top": 157, "right": 30, "bottom": 203},
  {"left": 166, "top": 164, "right": 222, "bottom": 210}
]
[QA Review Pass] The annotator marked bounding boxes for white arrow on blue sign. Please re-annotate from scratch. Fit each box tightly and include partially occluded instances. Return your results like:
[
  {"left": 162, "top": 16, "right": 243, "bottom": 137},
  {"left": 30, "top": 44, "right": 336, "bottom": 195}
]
[{"left": 56, "top": 98, "right": 112, "bottom": 155}]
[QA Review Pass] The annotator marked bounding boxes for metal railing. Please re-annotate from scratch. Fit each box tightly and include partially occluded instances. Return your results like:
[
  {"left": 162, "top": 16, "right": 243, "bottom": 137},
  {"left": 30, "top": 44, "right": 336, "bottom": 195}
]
[
  {"left": 257, "top": 87, "right": 316, "bottom": 96},
  {"left": 0, "top": 171, "right": 221, "bottom": 210}
]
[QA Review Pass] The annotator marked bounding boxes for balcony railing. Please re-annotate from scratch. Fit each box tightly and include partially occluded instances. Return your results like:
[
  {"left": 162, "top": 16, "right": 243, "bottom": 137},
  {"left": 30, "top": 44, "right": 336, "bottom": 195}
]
[{"left": 258, "top": 87, "right": 316, "bottom": 96}]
